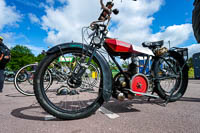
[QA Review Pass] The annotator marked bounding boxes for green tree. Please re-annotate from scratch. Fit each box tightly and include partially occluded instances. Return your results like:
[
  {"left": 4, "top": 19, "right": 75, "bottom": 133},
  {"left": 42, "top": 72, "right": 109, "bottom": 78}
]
[
  {"left": 6, "top": 45, "right": 36, "bottom": 71},
  {"left": 35, "top": 53, "right": 45, "bottom": 63}
]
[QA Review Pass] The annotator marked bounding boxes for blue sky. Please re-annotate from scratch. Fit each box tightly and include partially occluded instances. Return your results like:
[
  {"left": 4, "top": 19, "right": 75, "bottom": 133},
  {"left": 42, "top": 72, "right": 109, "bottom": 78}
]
[{"left": 0, "top": 0, "right": 199, "bottom": 56}]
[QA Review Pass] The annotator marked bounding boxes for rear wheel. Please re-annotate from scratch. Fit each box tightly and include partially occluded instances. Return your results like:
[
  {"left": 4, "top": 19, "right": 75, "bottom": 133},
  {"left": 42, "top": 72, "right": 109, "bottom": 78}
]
[
  {"left": 153, "top": 52, "right": 188, "bottom": 102},
  {"left": 34, "top": 48, "right": 104, "bottom": 120}
]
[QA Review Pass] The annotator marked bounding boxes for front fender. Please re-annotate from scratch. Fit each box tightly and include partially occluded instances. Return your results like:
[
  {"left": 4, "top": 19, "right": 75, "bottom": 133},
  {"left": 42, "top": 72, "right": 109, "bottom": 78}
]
[
  {"left": 47, "top": 42, "right": 112, "bottom": 102},
  {"left": 47, "top": 42, "right": 83, "bottom": 54}
]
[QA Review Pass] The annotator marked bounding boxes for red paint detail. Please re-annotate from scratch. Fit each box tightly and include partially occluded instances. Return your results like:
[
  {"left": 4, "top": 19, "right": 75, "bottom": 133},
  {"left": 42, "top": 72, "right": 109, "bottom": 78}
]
[
  {"left": 105, "top": 38, "right": 132, "bottom": 52},
  {"left": 131, "top": 75, "right": 148, "bottom": 96}
]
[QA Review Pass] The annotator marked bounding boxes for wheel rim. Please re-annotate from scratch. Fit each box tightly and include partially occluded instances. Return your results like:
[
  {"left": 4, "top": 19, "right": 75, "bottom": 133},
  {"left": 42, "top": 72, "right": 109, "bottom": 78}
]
[{"left": 39, "top": 50, "right": 102, "bottom": 113}]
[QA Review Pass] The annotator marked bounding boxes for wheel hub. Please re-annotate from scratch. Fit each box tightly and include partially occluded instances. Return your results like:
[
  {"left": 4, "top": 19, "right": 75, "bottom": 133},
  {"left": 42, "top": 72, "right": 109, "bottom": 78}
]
[
  {"left": 67, "top": 76, "right": 82, "bottom": 88},
  {"left": 130, "top": 74, "right": 149, "bottom": 96}
]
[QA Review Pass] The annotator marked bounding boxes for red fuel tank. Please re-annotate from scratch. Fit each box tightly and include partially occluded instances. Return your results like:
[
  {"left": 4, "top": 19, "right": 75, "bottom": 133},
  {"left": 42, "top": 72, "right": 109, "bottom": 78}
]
[
  {"left": 105, "top": 38, "right": 132, "bottom": 53},
  {"left": 105, "top": 38, "right": 155, "bottom": 56}
]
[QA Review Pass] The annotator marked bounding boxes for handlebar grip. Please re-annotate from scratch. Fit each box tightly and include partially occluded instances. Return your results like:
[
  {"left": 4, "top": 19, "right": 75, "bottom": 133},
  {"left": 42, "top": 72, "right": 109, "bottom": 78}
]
[{"left": 113, "top": 9, "right": 119, "bottom": 15}]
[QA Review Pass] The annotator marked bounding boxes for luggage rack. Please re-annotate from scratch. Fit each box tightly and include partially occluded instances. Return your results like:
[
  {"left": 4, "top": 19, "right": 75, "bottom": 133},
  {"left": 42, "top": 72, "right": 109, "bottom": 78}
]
[{"left": 170, "top": 47, "right": 188, "bottom": 61}]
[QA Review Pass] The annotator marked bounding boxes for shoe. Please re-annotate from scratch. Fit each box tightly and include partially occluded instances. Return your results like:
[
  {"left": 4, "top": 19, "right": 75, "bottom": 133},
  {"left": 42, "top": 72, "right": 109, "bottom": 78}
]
[{"left": 0, "top": 90, "right": 2, "bottom": 93}]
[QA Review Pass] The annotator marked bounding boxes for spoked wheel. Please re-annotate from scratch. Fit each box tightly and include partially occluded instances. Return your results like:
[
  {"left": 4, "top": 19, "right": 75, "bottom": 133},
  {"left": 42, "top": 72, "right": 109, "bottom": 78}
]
[
  {"left": 153, "top": 52, "right": 188, "bottom": 102},
  {"left": 14, "top": 64, "right": 52, "bottom": 96},
  {"left": 33, "top": 48, "right": 104, "bottom": 120}
]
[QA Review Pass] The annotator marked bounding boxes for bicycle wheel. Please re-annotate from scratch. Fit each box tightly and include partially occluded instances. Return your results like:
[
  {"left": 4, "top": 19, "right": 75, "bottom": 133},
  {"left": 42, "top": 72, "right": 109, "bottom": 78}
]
[
  {"left": 14, "top": 64, "right": 52, "bottom": 96},
  {"left": 4, "top": 73, "right": 15, "bottom": 82},
  {"left": 34, "top": 48, "right": 104, "bottom": 120},
  {"left": 153, "top": 52, "right": 188, "bottom": 102},
  {"left": 80, "top": 63, "right": 100, "bottom": 90}
]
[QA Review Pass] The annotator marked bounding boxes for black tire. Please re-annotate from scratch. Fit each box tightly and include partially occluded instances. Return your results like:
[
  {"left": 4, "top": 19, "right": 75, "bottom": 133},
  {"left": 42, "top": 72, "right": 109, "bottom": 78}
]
[
  {"left": 14, "top": 64, "right": 52, "bottom": 96},
  {"left": 34, "top": 48, "right": 104, "bottom": 120},
  {"left": 192, "top": 0, "right": 200, "bottom": 43},
  {"left": 153, "top": 51, "right": 188, "bottom": 102}
]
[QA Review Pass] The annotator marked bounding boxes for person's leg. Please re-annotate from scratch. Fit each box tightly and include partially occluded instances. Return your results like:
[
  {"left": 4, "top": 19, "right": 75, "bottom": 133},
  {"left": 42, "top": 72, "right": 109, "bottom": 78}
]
[{"left": 0, "top": 70, "right": 5, "bottom": 92}]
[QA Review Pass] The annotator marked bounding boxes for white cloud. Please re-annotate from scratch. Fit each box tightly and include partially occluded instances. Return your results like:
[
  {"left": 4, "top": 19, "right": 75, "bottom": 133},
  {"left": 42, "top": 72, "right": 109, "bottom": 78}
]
[
  {"left": 28, "top": 13, "right": 40, "bottom": 24},
  {"left": 1, "top": 32, "right": 29, "bottom": 45},
  {"left": 41, "top": 0, "right": 193, "bottom": 49},
  {"left": 151, "top": 24, "right": 193, "bottom": 47},
  {"left": 110, "top": 0, "right": 163, "bottom": 43},
  {"left": 186, "top": 44, "right": 200, "bottom": 57},
  {"left": 24, "top": 44, "right": 47, "bottom": 55},
  {"left": 41, "top": 0, "right": 102, "bottom": 44},
  {"left": 0, "top": 0, "right": 21, "bottom": 30}
]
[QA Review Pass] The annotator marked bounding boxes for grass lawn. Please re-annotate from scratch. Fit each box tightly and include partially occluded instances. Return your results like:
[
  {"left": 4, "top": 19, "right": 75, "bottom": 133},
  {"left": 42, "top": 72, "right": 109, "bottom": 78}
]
[{"left": 188, "top": 68, "right": 194, "bottom": 78}]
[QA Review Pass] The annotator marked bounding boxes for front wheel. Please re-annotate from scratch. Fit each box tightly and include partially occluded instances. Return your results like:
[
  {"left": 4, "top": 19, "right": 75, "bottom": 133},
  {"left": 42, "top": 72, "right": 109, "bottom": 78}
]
[
  {"left": 34, "top": 48, "right": 104, "bottom": 120},
  {"left": 153, "top": 51, "right": 188, "bottom": 102}
]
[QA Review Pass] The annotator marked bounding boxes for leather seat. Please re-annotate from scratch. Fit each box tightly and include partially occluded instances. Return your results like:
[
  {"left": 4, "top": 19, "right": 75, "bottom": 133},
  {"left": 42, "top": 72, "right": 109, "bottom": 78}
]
[{"left": 142, "top": 40, "right": 164, "bottom": 49}]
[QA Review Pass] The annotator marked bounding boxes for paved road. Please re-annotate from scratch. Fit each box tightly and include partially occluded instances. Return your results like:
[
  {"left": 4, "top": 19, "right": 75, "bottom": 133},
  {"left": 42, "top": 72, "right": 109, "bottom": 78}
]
[{"left": 0, "top": 80, "right": 200, "bottom": 133}]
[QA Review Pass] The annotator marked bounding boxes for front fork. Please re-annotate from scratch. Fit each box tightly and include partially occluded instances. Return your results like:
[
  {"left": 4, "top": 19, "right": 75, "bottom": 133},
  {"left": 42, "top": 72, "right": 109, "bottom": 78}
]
[{"left": 70, "top": 46, "right": 98, "bottom": 82}]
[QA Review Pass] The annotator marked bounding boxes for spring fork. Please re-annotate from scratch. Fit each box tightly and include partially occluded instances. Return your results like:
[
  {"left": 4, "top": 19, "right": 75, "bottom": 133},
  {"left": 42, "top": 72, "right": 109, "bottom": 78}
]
[{"left": 73, "top": 46, "right": 98, "bottom": 79}]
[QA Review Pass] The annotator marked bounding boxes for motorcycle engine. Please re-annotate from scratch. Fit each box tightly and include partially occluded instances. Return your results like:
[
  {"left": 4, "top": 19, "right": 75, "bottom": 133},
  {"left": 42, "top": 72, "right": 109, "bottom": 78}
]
[
  {"left": 127, "top": 60, "right": 137, "bottom": 76},
  {"left": 113, "top": 71, "right": 131, "bottom": 100},
  {"left": 127, "top": 58, "right": 149, "bottom": 95},
  {"left": 113, "top": 59, "right": 150, "bottom": 100}
]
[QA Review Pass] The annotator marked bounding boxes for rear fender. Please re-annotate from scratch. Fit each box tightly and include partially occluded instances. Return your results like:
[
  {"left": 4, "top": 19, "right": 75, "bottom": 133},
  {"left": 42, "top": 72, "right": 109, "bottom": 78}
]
[
  {"left": 47, "top": 42, "right": 112, "bottom": 102},
  {"left": 151, "top": 50, "right": 189, "bottom": 79},
  {"left": 168, "top": 50, "right": 189, "bottom": 71}
]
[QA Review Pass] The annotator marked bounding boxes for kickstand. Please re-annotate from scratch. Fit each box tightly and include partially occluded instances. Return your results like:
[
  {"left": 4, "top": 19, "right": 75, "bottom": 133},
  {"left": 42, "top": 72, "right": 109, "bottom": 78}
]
[{"left": 163, "top": 87, "right": 177, "bottom": 107}]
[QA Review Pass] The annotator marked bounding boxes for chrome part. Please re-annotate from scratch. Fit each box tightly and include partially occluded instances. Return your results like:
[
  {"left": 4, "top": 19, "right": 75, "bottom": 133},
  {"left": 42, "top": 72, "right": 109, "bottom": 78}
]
[
  {"left": 155, "top": 47, "right": 168, "bottom": 56},
  {"left": 117, "top": 93, "right": 125, "bottom": 101},
  {"left": 93, "top": 36, "right": 101, "bottom": 44}
]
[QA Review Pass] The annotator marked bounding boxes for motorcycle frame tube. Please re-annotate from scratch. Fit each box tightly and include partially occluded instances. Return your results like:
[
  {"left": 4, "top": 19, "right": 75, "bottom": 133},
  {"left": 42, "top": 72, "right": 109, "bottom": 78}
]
[
  {"left": 106, "top": 50, "right": 154, "bottom": 77},
  {"left": 46, "top": 42, "right": 112, "bottom": 102}
]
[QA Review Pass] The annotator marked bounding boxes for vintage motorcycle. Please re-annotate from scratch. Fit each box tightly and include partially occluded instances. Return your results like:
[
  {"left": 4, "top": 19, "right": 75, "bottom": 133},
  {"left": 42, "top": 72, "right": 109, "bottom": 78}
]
[{"left": 33, "top": 0, "right": 188, "bottom": 120}]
